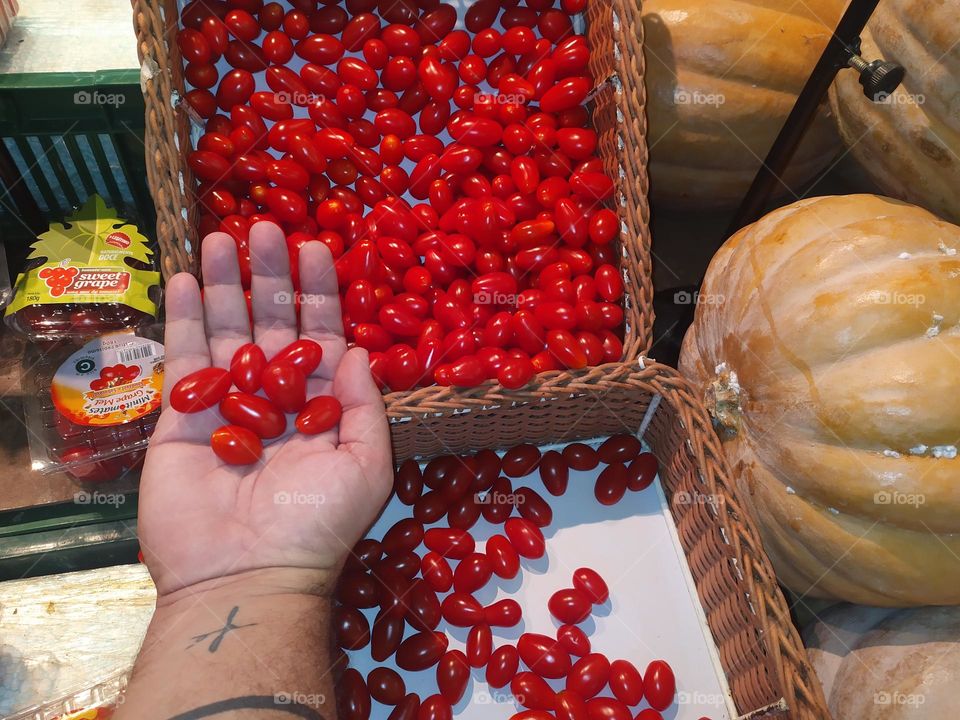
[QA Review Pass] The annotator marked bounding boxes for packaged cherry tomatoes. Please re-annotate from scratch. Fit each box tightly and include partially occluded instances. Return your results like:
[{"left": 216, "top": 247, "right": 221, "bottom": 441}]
[
  {"left": 4, "top": 195, "right": 161, "bottom": 340},
  {"left": 22, "top": 327, "right": 164, "bottom": 482}
]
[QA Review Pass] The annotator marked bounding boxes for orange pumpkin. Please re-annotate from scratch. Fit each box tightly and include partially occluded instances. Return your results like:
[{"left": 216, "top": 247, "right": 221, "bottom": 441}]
[
  {"left": 679, "top": 194, "right": 960, "bottom": 605},
  {"left": 642, "top": 0, "right": 845, "bottom": 208},
  {"left": 830, "top": 0, "right": 960, "bottom": 223}
]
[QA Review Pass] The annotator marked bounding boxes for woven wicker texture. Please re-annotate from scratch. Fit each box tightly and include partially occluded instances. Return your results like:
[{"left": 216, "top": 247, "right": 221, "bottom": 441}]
[
  {"left": 132, "top": 0, "right": 654, "bottom": 442},
  {"left": 395, "top": 361, "right": 830, "bottom": 719}
]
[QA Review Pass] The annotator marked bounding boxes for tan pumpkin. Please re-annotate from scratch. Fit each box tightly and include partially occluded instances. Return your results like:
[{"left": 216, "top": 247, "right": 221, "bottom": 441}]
[
  {"left": 806, "top": 604, "right": 960, "bottom": 718},
  {"left": 642, "top": 0, "right": 845, "bottom": 208},
  {"left": 679, "top": 194, "right": 960, "bottom": 606},
  {"left": 830, "top": 0, "right": 960, "bottom": 223}
]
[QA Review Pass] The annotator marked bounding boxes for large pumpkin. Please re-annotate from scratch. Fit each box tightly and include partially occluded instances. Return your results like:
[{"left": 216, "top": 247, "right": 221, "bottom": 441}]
[
  {"left": 830, "top": 0, "right": 960, "bottom": 223},
  {"left": 642, "top": 0, "right": 845, "bottom": 208},
  {"left": 679, "top": 194, "right": 960, "bottom": 606},
  {"left": 806, "top": 604, "right": 960, "bottom": 718}
]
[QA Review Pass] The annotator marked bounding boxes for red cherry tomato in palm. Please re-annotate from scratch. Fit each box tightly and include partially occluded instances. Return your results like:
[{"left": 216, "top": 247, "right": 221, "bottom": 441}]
[
  {"left": 272, "top": 339, "right": 323, "bottom": 376},
  {"left": 210, "top": 424, "right": 263, "bottom": 465},
  {"left": 220, "top": 392, "right": 287, "bottom": 439},
  {"left": 261, "top": 363, "right": 307, "bottom": 413},
  {"left": 170, "top": 367, "right": 231, "bottom": 413},
  {"left": 643, "top": 661, "right": 676, "bottom": 711},
  {"left": 295, "top": 396, "right": 342, "bottom": 435}
]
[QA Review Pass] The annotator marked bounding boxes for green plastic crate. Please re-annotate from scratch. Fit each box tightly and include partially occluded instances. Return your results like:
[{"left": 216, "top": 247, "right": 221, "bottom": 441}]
[{"left": 0, "top": 69, "right": 154, "bottom": 246}]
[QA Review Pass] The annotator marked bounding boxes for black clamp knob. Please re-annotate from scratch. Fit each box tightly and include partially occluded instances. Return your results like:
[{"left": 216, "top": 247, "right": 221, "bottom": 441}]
[{"left": 847, "top": 51, "right": 906, "bottom": 101}]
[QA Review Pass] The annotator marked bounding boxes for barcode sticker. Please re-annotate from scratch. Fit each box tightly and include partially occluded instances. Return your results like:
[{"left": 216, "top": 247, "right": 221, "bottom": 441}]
[{"left": 117, "top": 344, "right": 158, "bottom": 363}]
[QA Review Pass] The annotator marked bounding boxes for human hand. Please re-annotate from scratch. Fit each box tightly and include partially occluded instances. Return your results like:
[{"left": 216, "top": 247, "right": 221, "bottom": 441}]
[{"left": 139, "top": 221, "right": 392, "bottom": 599}]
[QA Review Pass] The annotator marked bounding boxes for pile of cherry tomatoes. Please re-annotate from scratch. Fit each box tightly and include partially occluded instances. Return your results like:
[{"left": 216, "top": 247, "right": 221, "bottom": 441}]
[
  {"left": 335, "top": 437, "right": 714, "bottom": 720},
  {"left": 179, "top": 0, "right": 625, "bottom": 392},
  {"left": 170, "top": 338, "right": 342, "bottom": 463}
]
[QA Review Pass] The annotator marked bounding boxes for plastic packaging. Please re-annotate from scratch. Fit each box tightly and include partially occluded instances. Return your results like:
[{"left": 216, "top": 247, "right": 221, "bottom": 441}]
[
  {"left": 7, "top": 670, "right": 127, "bottom": 720},
  {"left": 4, "top": 195, "right": 160, "bottom": 341},
  {"left": 22, "top": 327, "right": 164, "bottom": 482}
]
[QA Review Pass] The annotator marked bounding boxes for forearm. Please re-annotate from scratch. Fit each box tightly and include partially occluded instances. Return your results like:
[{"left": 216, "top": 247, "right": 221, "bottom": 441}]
[{"left": 117, "top": 568, "right": 340, "bottom": 720}]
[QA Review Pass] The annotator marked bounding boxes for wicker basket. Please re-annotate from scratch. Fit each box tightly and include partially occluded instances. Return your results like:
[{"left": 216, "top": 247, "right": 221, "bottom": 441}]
[
  {"left": 132, "top": 0, "right": 655, "bottom": 455},
  {"left": 398, "top": 359, "right": 830, "bottom": 720}
]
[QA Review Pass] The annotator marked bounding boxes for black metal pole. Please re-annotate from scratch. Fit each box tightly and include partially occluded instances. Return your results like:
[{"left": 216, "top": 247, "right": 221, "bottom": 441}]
[{"left": 726, "top": 0, "right": 883, "bottom": 235}]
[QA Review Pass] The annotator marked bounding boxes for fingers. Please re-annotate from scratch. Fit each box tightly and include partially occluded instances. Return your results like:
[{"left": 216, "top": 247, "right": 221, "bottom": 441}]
[
  {"left": 161, "top": 272, "right": 210, "bottom": 407},
  {"left": 334, "top": 347, "right": 391, "bottom": 476},
  {"left": 201, "top": 232, "right": 252, "bottom": 367},
  {"left": 250, "top": 221, "right": 299, "bottom": 357},
  {"left": 298, "top": 240, "right": 348, "bottom": 380}
]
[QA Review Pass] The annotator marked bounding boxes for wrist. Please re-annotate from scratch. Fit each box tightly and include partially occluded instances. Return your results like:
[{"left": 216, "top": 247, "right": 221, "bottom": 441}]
[{"left": 155, "top": 566, "right": 338, "bottom": 610}]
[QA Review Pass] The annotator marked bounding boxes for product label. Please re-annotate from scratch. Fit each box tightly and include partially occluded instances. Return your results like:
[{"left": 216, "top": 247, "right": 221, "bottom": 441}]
[
  {"left": 51, "top": 332, "right": 164, "bottom": 426},
  {"left": 4, "top": 195, "right": 160, "bottom": 317}
]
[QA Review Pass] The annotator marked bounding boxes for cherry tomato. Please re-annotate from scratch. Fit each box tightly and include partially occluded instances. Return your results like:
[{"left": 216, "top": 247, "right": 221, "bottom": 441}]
[
  {"left": 371, "top": 608, "right": 404, "bottom": 662},
  {"left": 502, "top": 443, "right": 541, "bottom": 477},
  {"left": 467, "top": 623, "right": 492, "bottom": 668},
  {"left": 584, "top": 697, "right": 632, "bottom": 720},
  {"left": 567, "top": 654, "right": 610, "bottom": 699},
  {"left": 337, "top": 571, "right": 378, "bottom": 609},
  {"left": 484, "top": 599, "right": 522, "bottom": 627},
  {"left": 562, "top": 442, "right": 598, "bottom": 471},
  {"left": 337, "top": 668, "right": 371, "bottom": 719},
  {"left": 518, "top": 633, "right": 572, "bottom": 679},
  {"left": 572, "top": 567, "right": 610, "bottom": 604},
  {"left": 627, "top": 453, "right": 658, "bottom": 491},
  {"left": 440, "top": 592, "right": 484, "bottom": 626},
  {"left": 436, "top": 650, "right": 470, "bottom": 704},
  {"left": 396, "top": 631, "right": 448, "bottom": 672},
  {"left": 643, "top": 661, "right": 676, "bottom": 711},
  {"left": 424, "top": 527, "right": 475, "bottom": 559},
  {"left": 486, "top": 645, "right": 520, "bottom": 688},
  {"left": 261, "top": 362, "right": 307, "bottom": 413},
  {"left": 608, "top": 659, "right": 644, "bottom": 706},
  {"left": 549, "top": 588, "right": 593, "bottom": 624},
  {"left": 538, "top": 450, "right": 569, "bottom": 496},
  {"left": 390, "top": 693, "right": 420, "bottom": 720},
  {"left": 368, "top": 667, "right": 405, "bottom": 706},
  {"left": 595, "top": 462, "right": 628, "bottom": 506},
  {"left": 272, "top": 338, "right": 323, "bottom": 375},
  {"left": 210, "top": 424, "right": 263, "bottom": 465},
  {"left": 512, "top": 672, "right": 557, "bottom": 711},
  {"left": 170, "top": 367, "right": 232, "bottom": 413},
  {"left": 515, "top": 486, "right": 552, "bottom": 527},
  {"left": 589, "top": 208, "right": 619, "bottom": 244},
  {"left": 557, "top": 625, "right": 591, "bottom": 657},
  {"left": 219, "top": 392, "right": 287, "bottom": 439},
  {"left": 453, "top": 552, "right": 493, "bottom": 593},
  {"left": 421, "top": 551, "right": 454, "bottom": 593},
  {"left": 556, "top": 690, "right": 589, "bottom": 720},
  {"left": 633, "top": 711, "right": 664, "bottom": 720}
]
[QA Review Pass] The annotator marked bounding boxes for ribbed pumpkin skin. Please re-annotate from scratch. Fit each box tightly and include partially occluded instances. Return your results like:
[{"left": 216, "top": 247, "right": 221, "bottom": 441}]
[
  {"left": 642, "top": 0, "right": 845, "bottom": 209},
  {"left": 806, "top": 604, "right": 960, "bottom": 719},
  {"left": 679, "top": 194, "right": 960, "bottom": 606},
  {"left": 830, "top": 0, "right": 960, "bottom": 223}
]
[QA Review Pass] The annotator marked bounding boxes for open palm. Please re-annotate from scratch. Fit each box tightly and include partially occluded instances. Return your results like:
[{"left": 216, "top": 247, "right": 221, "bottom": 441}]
[{"left": 138, "top": 222, "right": 392, "bottom": 597}]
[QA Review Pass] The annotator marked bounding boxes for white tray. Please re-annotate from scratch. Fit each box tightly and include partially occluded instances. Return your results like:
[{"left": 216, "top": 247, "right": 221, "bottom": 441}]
[{"left": 347, "top": 437, "right": 737, "bottom": 720}]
